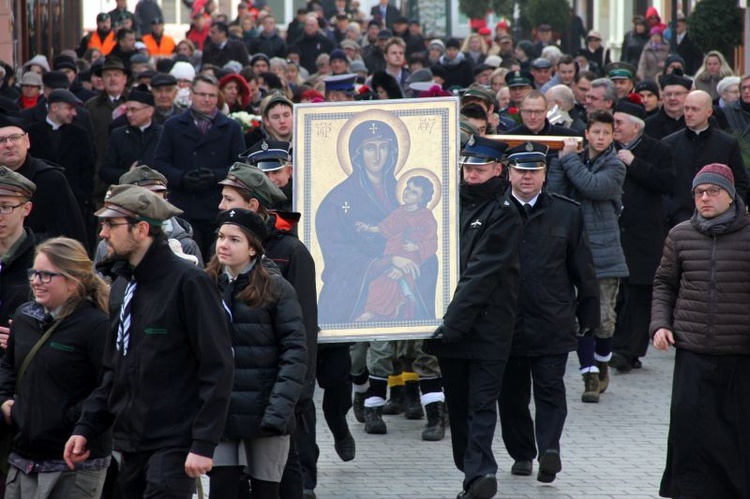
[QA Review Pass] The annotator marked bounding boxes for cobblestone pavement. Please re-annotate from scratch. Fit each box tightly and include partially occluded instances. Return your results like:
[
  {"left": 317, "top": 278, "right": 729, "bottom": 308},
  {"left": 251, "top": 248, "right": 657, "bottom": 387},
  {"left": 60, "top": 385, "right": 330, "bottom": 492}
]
[{"left": 312, "top": 346, "right": 675, "bottom": 499}]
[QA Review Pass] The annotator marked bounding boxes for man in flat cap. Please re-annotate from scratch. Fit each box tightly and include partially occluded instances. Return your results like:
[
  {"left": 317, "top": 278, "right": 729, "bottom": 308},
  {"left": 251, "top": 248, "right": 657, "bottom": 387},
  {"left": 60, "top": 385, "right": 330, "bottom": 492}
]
[
  {"left": 100, "top": 87, "right": 161, "bottom": 186},
  {"left": 610, "top": 97, "right": 674, "bottom": 373},
  {"left": 151, "top": 74, "right": 184, "bottom": 123},
  {"left": 498, "top": 142, "right": 599, "bottom": 484},
  {"left": 0, "top": 117, "right": 87, "bottom": 246},
  {"left": 64, "top": 184, "right": 233, "bottom": 498},
  {"left": 94, "top": 166, "right": 202, "bottom": 266},
  {"left": 424, "top": 135, "right": 522, "bottom": 499},
  {"left": 27, "top": 88, "right": 95, "bottom": 241},
  {"left": 644, "top": 73, "right": 692, "bottom": 140}
]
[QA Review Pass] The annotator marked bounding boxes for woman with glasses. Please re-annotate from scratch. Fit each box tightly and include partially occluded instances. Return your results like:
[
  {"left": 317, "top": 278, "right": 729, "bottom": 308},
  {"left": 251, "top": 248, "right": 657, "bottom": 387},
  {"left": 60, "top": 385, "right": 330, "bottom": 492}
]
[
  {"left": 206, "top": 209, "right": 306, "bottom": 499},
  {"left": 0, "top": 237, "right": 111, "bottom": 498}
]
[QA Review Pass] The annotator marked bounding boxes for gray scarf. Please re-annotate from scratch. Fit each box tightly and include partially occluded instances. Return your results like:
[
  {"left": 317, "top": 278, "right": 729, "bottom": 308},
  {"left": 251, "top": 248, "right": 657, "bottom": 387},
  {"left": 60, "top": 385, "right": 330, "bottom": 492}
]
[{"left": 691, "top": 202, "right": 738, "bottom": 235}]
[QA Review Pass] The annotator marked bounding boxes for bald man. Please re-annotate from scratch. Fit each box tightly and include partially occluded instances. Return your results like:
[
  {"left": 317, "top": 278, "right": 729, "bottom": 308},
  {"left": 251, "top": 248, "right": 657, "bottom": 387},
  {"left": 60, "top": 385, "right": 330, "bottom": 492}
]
[{"left": 662, "top": 90, "right": 749, "bottom": 226}]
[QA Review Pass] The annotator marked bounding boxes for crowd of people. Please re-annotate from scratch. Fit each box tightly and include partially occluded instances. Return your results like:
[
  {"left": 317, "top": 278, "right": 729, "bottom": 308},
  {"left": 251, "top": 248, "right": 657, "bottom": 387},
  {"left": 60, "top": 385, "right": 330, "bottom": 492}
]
[{"left": 0, "top": 0, "right": 746, "bottom": 498}]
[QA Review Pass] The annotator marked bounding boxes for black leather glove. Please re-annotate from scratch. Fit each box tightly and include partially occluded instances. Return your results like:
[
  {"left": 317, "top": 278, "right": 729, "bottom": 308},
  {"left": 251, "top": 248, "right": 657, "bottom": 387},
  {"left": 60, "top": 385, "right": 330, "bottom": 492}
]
[
  {"left": 431, "top": 324, "right": 463, "bottom": 344},
  {"left": 196, "top": 168, "right": 217, "bottom": 189},
  {"left": 181, "top": 169, "right": 204, "bottom": 192}
]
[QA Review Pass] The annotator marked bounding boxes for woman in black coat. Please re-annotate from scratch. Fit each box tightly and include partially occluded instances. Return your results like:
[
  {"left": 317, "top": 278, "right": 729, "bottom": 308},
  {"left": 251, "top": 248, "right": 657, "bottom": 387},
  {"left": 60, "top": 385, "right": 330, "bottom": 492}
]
[
  {"left": 207, "top": 208, "right": 307, "bottom": 499},
  {"left": 0, "top": 237, "right": 111, "bottom": 497}
]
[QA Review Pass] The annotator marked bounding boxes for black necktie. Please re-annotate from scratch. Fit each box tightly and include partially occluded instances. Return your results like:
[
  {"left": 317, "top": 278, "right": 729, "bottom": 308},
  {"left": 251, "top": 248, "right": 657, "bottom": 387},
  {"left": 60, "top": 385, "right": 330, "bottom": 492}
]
[{"left": 524, "top": 203, "right": 533, "bottom": 217}]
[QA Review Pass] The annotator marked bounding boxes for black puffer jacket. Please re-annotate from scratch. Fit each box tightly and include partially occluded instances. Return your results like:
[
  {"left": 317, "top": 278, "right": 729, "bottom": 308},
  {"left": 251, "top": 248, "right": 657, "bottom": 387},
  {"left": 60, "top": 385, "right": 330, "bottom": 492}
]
[
  {"left": 651, "top": 198, "right": 750, "bottom": 354},
  {"left": 219, "top": 264, "right": 307, "bottom": 439}
]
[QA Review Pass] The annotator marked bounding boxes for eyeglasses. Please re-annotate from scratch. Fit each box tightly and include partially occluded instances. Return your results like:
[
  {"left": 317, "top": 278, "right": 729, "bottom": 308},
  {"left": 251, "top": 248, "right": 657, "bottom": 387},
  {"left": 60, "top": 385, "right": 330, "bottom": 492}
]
[
  {"left": 125, "top": 106, "right": 149, "bottom": 113},
  {"left": 27, "top": 269, "right": 63, "bottom": 283},
  {"left": 192, "top": 91, "right": 219, "bottom": 99},
  {"left": 0, "top": 133, "right": 26, "bottom": 145},
  {"left": 693, "top": 186, "right": 723, "bottom": 198},
  {"left": 0, "top": 202, "right": 26, "bottom": 215},
  {"left": 99, "top": 220, "right": 131, "bottom": 230}
]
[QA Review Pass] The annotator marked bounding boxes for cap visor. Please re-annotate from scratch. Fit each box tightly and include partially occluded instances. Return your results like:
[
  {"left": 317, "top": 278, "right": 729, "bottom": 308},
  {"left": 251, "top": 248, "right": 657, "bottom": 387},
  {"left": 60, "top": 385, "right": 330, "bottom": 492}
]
[
  {"left": 254, "top": 160, "right": 286, "bottom": 172},
  {"left": 460, "top": 155, "right": 497, "bottom": 165},
  {"left": 510, "top": 163, "right": 546, "bottom": 170},
  {"left": 95, "top": 206, "right": 128, "bottom": 218},
  {"left": 218, "top": 178, "right": 248, "bottom": 190}
]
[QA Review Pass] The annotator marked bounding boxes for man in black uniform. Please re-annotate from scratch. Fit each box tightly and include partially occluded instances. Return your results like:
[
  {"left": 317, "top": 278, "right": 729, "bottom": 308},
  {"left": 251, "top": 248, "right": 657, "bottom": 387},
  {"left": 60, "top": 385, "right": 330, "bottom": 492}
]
[
  {"left": 64, "top": 185, "right": 234, "bottom": 498},
  {"left": 424, "top": 135, "right": 522, "bottom": 499},
  {"left": 643, "top": 73, "right": 692, "bottom": 140},
  {"left": 498, "top": 142, "right": 599, "bottom": 484}
]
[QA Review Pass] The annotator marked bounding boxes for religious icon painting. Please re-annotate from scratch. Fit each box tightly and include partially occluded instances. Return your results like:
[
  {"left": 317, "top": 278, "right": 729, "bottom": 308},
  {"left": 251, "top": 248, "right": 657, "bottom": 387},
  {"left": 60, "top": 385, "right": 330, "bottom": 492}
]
[{"left": 294, "top": 98, "right": 460, "bottom": 342}]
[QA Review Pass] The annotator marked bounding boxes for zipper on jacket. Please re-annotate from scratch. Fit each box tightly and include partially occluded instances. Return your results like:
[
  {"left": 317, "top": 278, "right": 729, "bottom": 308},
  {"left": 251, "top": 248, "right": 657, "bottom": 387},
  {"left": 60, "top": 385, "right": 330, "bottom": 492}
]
[{"left": 707, "top": 235, "right": 717, "bottom": 352}]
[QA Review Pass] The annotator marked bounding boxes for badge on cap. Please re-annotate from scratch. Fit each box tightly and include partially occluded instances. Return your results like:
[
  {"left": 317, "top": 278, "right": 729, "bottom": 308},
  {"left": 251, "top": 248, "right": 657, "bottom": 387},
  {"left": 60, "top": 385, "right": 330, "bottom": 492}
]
[
  {"left": 525, "top": 142, "right": 534, "bottom": 152},
  {"left": 261, "top": 141, "right": 268, "bottom": 151},
  {"left": 229, "top": 210, "right": 236, "bottom": 217}
]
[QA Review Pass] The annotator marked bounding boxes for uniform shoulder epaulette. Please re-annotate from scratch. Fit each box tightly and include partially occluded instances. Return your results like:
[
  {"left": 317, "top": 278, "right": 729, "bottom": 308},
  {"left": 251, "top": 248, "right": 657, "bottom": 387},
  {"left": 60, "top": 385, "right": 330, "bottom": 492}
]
[{"left": 550, "top": 192, "right": 580, "bottom": 206}]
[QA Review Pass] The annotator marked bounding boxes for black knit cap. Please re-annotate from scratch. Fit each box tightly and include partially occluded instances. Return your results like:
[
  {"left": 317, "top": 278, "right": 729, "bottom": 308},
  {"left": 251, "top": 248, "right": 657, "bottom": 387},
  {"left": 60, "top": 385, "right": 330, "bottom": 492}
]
[{"left": 216, "top": 208, "right": 268, "bottom": 241}]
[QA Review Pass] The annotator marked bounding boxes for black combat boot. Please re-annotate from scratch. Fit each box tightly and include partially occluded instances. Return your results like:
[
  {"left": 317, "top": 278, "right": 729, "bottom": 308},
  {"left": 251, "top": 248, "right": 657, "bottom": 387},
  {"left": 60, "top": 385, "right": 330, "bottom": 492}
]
[
  {"left": 421, "top": 401, "right": 445, "bottom": 441},
  {"left": 404, "top": 381, "right": 424, "bottom": 419}
]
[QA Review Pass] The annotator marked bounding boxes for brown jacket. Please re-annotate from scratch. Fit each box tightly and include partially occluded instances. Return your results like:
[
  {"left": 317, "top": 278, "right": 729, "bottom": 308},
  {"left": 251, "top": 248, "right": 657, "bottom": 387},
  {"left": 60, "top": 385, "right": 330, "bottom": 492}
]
[{"left": 651, "top": 200, "right": 750, "bottom": 354}]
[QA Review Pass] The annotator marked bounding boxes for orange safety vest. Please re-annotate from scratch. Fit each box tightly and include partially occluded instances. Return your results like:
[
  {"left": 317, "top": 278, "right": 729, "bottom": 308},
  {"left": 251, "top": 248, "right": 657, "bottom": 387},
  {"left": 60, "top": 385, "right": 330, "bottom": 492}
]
[
  {"left": 88, "top": 30, "right": 117, "bottom": 55},
  {"left": 141, "top": 34, "right": 176, "bottom": 56}
]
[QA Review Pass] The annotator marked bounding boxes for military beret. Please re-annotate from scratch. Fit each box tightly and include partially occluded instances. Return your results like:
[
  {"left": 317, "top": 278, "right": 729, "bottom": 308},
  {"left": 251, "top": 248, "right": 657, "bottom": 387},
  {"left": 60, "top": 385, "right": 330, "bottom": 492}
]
[
  {"left": 0, "top": 166, "right": 36, "bottom": 197},
  {"left": 216, "top": 207, "right": 268, "bottom": 241},
  {"left": 95, "top": 184, "right": 182, "bottom": 225},
  {"left": 119, "top": 165, "right": 168, "bottom": 191},
  {"left": 47, "top": 89, "right": 82, "bottom": 106},
  {"left": 219, "top": 163, "right": 287, "bottom": 208},
  {"left": 460, "top": 135, "right": 508, "bottom": 164},
  {"left": 507, "top": 141, "right": 549, "bottom": 169},
  {"left": 241, "top": 139, "right": 291, "bottom": 172},
  {"left": 505, "top": 70, "right": 533, "bottom": 88}
]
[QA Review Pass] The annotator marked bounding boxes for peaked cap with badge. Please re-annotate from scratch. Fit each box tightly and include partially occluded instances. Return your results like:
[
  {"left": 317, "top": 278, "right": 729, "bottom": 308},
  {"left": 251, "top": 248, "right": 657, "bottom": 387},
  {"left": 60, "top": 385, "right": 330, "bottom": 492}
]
[
  {"left": 95, "top": 184, "right": 182, "bottom": 225},
  {"left": 507, "top": 142, "right": 549, "bottom": 170},
  {"left": 219, "top": 162, "right": 287, "bottom": 208},
  {"left": 240, "top": 139, "right": 291, "bottom": 172},
  {"left": 505, "top": 70, "right": 534, "bottom": 88},
  {"left": 605, "top": 62, "right": 636, "bottom": 81},
  {"left": 460, "top": 135, "right": 509, "bottom": 164}
]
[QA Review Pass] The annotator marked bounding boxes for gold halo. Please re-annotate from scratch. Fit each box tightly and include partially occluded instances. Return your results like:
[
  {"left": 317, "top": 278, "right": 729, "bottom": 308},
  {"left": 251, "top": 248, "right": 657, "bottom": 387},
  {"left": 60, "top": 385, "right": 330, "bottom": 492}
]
[
  {"left": 336, "top": 109, "right": 411, "bottom": 176},
  {"left": 395, "top": 168, "right": 442, "bottom": 211}
]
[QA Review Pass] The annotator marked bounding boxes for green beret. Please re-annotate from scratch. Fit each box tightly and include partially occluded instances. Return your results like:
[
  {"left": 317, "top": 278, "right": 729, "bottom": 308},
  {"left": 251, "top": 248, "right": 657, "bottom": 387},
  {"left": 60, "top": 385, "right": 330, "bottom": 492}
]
[{"left": 95, "top": 184, "right": 182, "bottom": 225}]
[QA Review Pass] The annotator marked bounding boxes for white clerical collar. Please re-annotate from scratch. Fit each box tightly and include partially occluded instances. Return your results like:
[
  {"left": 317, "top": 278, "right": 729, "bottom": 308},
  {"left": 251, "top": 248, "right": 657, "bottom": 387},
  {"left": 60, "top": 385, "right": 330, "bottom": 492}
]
[{"left": 45, "top": 116, "right": 62, "bottom": 131}]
